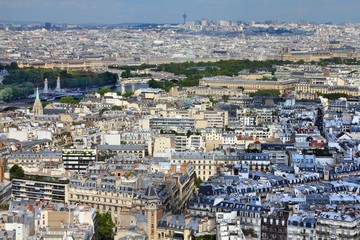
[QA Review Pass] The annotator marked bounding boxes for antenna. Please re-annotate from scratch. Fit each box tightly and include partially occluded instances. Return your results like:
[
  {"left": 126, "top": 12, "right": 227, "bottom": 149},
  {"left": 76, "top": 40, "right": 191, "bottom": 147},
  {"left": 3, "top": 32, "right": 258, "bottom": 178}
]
[{"left": 182, "top": 13, "right": 187, "bottom": 25}]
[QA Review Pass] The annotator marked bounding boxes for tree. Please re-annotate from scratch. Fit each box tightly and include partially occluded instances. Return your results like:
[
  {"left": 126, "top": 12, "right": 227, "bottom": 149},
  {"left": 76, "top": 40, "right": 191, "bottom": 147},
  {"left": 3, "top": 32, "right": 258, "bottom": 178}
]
[
  {"left": 249, "top": 89, "right": 280, "bottom": 97},
  {"left": 209, "top": 97, "right": 217, "bottom": 105},
  {"left": 186, "top": 130, "right": 193, "bottom": 138},
  {"left": 42, "top": 102, "right": 51, "bottom": 108},
  {"left": 98, "top": 87, "right": 110, "bottom": 96},
  {"left": 111, "top": 105, "right": 122, "bottom": 111},
  {"left": 0, "top": 88, "right": 13, "bottom": 102},
  {"left": 10, "top": 165, "right": 25, "bottom": 179},
  {"left": 317, "top": 93, "right": 349, "bottom": 100},
  {"left": 195, "top": 235, "right": 216, "bottom": 240},
  {"left": 195, "top": 176, "right": 203, "bottom": 188},
  {"left": 99, "top": 107, "right": 110, "bottom": 116},
  {"left": 222, "top": 95, "right": 229, "bottom": 102},
  {"left": 59, "top": 96, "right": 80, "bottom": 104},
  {"left": 122, "top": 91, "right": 134, "bottom": 98},
  {"left": 121, "top": 69, "right": 132, "bottom": 78},
  {"left": 9, "top": 62, "right": 19, "bottom": 70},
  {"left": 96, "top": 212, "right": 115, "bottom": 240}
]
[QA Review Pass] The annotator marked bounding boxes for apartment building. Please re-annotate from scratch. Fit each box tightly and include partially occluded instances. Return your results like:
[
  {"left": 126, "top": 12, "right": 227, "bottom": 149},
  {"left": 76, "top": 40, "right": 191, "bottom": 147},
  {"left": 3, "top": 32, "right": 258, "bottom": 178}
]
[
  {"left": 153, "top": 135, "right": 175, "bottom": 156},
  {"left": 216, "top": 211, "right": 246, "bottom": 240},
  {"left": 62, "top": 148, "right": 97, "bottom": 173},
  {"left": 149, "top": 117, "right": 196, "bottom": 133},
  {"left": 12, "top": 174, "right": 69, "bottom": 203},
  {"left": 316, "top": 211, "right": 360, "bottom": 240},
  {"left": 68, "top": 162, "right": 195, "bottom": 225},
  {"left": 68, "top": 175, "right": 136, "bottom": 225},
  {"left": 175, "top": 135, "right": 204, "bottom": 152},
  {"left": 186, "top": 86, "right": 241, "bottom": 97},
  {"left": 237, "top": 153, "right": 271, "bottom": 171},
  {"left": 170, "top": 151, "right": 241, "bottom": 181},
  {"left": 0, "top": 182, "right": 11, "bottom": 204},
  {"left": 287, "top": 211, "right": 317, "bottom": 240},
  {"left": 261, "top": 209, "right": 289, "bottom": 240},
  {"left": 296, "top": 81, "right": 358, "bottom": 97},
  {"left": 97, "top": 144, "right": 145, "bottom": 159},
  {"left": 37, "top": 204, "right": 97, "bottom": 240},
  {"left": 7, "top": 150, "right": 62, "bottom": 171}
]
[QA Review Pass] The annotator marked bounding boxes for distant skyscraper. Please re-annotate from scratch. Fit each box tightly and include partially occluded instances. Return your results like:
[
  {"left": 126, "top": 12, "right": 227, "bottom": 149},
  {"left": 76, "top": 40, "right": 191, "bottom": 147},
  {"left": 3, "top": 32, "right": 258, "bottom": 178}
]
[
  {"left": 45, "top": 22, "right": 51, "bottom": 30},
  {"left": 201, "top": 18, "right": 208, "bottom": 27},
  {"left": 182, "top": 13, "right": 187, "bottom": 25}
]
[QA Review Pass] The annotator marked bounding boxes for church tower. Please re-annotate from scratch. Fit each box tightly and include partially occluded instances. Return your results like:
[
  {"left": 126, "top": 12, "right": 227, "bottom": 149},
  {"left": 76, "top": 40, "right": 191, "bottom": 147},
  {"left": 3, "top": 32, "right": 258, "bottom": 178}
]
[
  {"left": 144, "top": 185, "right": 162, "bottom": 240},
  {"left": 33, "top": 88, "right": 43, "bottom": 116}
]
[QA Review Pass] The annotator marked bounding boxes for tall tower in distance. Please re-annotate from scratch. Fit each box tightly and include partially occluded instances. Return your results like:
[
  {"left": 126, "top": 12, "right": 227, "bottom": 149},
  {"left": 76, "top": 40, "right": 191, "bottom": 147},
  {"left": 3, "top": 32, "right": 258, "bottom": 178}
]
[
  {"left": 121, "top": 82, "right": 126, "bottom": 95},
  {"left": 131, "top": 79, "right": 135, "bottom": 92},
  {"left": 45, "top": 22, "right": 51, "bottom": 30},
  {"left": 55, "top": 76, "right": 61, "bottom": 91},
  {"left": 33, "top": 87, "right": 43, "bottom": 116},
  {"left": 44, "top": 78, "right": 49, "bottom": 94},
  {"left": 182, "top": 13, "right": 187, "bottom": 25}
]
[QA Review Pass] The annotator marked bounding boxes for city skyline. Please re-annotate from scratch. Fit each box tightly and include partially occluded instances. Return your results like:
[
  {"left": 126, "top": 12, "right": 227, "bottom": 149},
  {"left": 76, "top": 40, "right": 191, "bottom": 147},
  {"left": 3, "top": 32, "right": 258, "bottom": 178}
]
[{"left": 1, "top": 0, "right": 360, "bottom": 25}]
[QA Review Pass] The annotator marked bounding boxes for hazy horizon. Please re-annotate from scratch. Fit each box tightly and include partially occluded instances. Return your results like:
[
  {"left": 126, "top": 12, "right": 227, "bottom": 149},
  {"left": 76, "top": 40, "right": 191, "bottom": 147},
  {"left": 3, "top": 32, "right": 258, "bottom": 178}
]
[{"left": 0, "top": 0, "right": 360, "bottom": 25}]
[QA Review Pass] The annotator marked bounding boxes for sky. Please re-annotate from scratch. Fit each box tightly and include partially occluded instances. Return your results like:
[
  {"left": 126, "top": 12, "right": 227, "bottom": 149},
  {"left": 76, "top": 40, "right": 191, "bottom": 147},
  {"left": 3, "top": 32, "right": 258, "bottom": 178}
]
[{"left": 0, "top": 0, "right": 360, "bottom": 24}]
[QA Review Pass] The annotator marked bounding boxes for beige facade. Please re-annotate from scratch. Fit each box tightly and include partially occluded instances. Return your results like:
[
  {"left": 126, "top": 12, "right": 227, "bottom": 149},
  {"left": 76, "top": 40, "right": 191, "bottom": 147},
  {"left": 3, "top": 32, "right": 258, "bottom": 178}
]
[
  {"left": 316, "top": 213, "right": 360, "bottom": 240},
  {"left": 171, "top": 153, "right": 219, "bottom": 181},
  {"left": 18, "top": 60, "right": 107, "bottom": 70},
  {"left": 68, "top": 184, "right": 135, "bottom": 225},
  {"left": 199, "top": 77, "right": 298, "bottom": 94},
  {"left": 40, "top": 208, "right": 74, "bottom": 228},
  {"left": 153, "top": 136, "right": 175, "bottom": 155},
  {"left": 186, "top": 87, "right": 240, "bottom": 97},
  {"left": 296, "top": 82, "right": 358, "bottom": 98}
]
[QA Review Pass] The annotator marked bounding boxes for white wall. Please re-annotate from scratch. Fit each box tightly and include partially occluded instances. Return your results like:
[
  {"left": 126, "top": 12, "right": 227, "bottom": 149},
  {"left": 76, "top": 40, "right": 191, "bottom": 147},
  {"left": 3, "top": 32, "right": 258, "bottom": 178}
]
[
  {"left": 37, "top": 130, "right": 52, "bottom": 140},
  {"left": 8, "top": 128, "right": 28, "bottom": 141},
  {"left": 103, "top": 134, "right": 121, "bottom": 145}
]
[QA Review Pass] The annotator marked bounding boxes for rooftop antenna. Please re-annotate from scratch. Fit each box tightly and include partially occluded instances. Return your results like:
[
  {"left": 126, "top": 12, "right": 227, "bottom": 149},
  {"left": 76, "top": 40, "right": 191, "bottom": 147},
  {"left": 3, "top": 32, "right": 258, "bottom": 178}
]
[{"left": 182, "top": 13, "right": 187, "bottom": 25}]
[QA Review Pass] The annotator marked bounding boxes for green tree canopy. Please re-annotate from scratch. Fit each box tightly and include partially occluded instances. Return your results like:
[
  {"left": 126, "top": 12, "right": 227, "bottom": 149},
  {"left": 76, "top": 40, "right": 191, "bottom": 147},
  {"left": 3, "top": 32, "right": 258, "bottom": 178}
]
[
  {"left": 96, "top": 212, "right": 115, "bottom": 240},
  {"left": 9, "top": 62, "right": 19, "bottom": 70},
  {"left": 222, "top": 95, "right": 229, "bottom": 102},
  {"left": 59, "top": 96, "right": 80, "bottom": 104},
  {"left": 10, "top": 164, "right": 25, "bottom": 179},
  {"left": 122, "top": 91, "right": 134, "bottom": 98},
  {"left": 111, "top": 105, "right": 123, "bottom": 111},
  {"left": 195, "top": 177, "right": 203, "bottom": 188},
  {"left": 317, "top": 93, "right": 349, "bottom": 100},
  {"left": 249, "top": 89, "right": 280, "bottom": 97},
  {"left": 1, "top": 65, "right": 118, "bottom": 102},
  {"left": 209, "top": 97, "right": 217, "bottom": 105},
  {"left": 98, "top": 87, "right": 111, "bottom": 96}
]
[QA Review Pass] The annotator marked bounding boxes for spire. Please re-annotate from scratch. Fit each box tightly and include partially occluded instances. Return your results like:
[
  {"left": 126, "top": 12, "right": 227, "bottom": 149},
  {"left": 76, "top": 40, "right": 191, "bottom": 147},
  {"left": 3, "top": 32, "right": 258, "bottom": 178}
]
[
  {"left": 144, "top": 184, "right": 159, "bottom": 199},
  {"left": 36, "top": 87, "right": 40, "bottom": 101}
]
